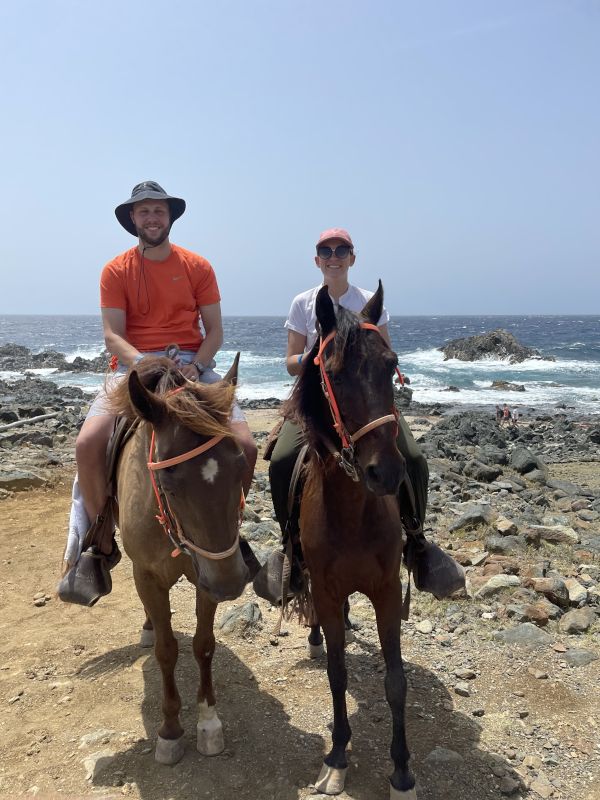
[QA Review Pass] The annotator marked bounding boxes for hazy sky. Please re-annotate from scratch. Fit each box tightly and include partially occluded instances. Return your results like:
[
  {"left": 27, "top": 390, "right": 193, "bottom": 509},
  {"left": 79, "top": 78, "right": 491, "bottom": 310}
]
[{"left": 1, "top": 0, "right": 598, "bottom": 316}]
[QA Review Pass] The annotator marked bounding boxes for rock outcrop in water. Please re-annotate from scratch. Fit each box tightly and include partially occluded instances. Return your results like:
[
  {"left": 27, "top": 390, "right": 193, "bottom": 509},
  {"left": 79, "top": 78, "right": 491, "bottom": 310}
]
[
  {"left": 0, "top": 343, "right": 108, "bottom": 374},
  {"left": 439, "top": 329, "right": 555, "bottom": 364}
]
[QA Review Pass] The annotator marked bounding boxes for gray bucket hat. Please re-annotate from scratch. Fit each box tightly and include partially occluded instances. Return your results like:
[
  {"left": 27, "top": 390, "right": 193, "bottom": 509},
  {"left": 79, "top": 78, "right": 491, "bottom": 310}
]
[{"left": 115, "top": 181, "right": 186, "bottom": 236}]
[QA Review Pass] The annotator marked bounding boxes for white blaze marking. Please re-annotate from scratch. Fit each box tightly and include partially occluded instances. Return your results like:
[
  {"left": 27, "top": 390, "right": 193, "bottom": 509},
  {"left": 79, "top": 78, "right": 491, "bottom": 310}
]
[{"left": 201, "top": 457, "right": 219, "bottom": 483}]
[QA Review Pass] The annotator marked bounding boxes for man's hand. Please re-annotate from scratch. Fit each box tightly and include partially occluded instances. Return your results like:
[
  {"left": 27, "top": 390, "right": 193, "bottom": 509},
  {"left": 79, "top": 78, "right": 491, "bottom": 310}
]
[{"left": 179, "top": 362, "right": 199, "bottom": 381}]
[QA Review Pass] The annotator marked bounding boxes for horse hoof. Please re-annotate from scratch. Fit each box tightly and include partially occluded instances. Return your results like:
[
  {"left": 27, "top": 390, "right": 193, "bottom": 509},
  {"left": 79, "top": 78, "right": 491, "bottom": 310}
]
[
  {"left": 155, "top": 734, "right": 185, "bottom": 765},
  {"left": 197, "top": 701, "right": 224, "bottom": 756},
  {"left": 140, "top": 628, "right": 155, "bottom": 648},
  {"left": 308, "top": 641, "right": 325, "bottom": 659},
  {"left": 197, "top": 721, "right": 224, "bottom": 755},
  {"left": 315, "top": 763, "right": 347, "bottom": 794},
  {"left": 390, "top": 786, "right": 417, "bottom": 799}
]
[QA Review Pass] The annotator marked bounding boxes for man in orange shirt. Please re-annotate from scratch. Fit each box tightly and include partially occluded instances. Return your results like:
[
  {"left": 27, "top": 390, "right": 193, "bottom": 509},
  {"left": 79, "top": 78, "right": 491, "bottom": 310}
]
[{"left": 62, "top": 181, "right": 257, "bottom": 601}]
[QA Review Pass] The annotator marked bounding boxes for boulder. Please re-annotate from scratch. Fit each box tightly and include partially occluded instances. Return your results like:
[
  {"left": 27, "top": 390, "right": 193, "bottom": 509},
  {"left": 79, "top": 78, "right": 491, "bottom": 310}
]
[
  {"left": 439, "top": 329, "right": 553, "bottom": 364},
  {"left": 558, "top": 608, "right": 597, "bottom": 634}
]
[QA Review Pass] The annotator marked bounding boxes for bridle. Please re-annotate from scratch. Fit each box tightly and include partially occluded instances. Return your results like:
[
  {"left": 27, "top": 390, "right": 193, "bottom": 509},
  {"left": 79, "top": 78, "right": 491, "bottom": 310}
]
[
  {"left": 146, "top": 386, "right": 243, "bottom": 560},
  {"left": 314, "top": 322, "right": 404, "bottom": 481}
]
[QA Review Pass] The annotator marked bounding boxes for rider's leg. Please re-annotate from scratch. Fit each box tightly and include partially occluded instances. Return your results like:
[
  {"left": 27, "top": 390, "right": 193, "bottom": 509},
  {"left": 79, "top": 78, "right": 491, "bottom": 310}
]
[
  {"left": 395, "top": 415, "right": 465, "bottom": 599},
  {"left": 253, "top": 419, "right": 306, "bottom": 604},
  {"left": 75, "top": 413, "right": 117, "bottom": 539},
  {"left": 230, "top": 420, "right": 257, "bottom": 499},
  {"left": 268, "top": 420, "right": 306, "bottom": 540}
]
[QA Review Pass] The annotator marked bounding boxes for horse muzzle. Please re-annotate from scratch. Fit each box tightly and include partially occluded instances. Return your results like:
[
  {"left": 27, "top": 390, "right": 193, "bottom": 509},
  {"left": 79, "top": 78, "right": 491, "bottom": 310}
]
[
  {"left": 363, "top": 455, "right": 406, "bottom": 496},
  {"left": 191, "top": 550, "right": 249, "bottom": 602}
]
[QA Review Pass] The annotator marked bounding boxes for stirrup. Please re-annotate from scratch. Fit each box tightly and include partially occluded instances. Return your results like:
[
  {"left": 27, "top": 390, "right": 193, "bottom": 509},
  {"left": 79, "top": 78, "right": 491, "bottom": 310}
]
[
  {"left": 57, "top": 542, "right": 121, "bottom": 607},
  {"left": 252, "top": 550, "right": 305, "bottom": 606},
  {"left": 406, "top": 539, "right": 465, "bottom": 600}
]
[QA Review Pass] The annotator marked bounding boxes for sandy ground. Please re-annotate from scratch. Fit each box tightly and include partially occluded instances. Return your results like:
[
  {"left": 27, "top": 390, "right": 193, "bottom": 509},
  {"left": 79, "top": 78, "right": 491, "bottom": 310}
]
[{"left": 0, "top": 410, "right": 598, "bottom": 800}]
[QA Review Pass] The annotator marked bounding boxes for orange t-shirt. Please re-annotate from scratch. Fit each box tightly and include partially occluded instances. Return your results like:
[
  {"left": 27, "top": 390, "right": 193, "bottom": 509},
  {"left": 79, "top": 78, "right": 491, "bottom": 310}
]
[{"left": 100, "top": 244, "right": 221, "bottom": 351}]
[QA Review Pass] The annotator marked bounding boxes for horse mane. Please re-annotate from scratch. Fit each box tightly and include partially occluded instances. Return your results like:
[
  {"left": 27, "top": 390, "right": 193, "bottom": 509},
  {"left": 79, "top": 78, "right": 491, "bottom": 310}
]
[
  {"left": 283, "top": 307, "right": 365, "bottom": 445},
  {"left": 107, "top": 356, "right": 236, "bottom": 439}
]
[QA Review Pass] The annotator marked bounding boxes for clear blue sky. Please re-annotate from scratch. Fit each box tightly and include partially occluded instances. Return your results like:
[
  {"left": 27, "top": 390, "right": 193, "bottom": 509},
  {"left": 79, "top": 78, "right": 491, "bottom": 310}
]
[{"left": 1, "top": 0, "right": 598, "bottom": 315}]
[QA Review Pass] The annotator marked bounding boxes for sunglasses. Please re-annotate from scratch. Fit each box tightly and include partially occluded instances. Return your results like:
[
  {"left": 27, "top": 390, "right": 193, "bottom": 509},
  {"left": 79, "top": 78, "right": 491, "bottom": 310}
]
[{"left": 316, "top": 244, "right": 353, "bottom": 260}]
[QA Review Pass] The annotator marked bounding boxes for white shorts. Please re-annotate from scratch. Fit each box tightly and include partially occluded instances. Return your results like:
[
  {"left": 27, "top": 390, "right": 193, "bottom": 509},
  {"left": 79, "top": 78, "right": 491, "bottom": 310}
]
[{"left": 85, "top": 351, "right": 245, "bottom": 424}]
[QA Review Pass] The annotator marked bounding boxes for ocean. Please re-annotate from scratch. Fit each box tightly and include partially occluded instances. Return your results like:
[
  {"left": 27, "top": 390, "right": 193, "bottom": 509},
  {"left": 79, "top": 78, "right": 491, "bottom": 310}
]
[{"left": 1, "top": 315, "right": 599, "bottom": 414}]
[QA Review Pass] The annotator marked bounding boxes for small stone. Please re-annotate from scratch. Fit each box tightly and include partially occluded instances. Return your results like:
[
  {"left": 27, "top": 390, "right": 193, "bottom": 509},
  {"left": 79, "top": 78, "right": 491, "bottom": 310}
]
[
  {"left": 561, "top": 649, "right": 598, "bottom": 667},
  {"left": 558, "top": 607, "right": 597, "bottom": 634},
  {"left": 499, "top": 775, "right": 520, "bottom": 795},
  {"left": 454, "top": 682, "right": 471, "bottom": 697},
  {"left": 33, "top": 591, "right": 45, "bottom": 600},
  {"left": 454, "top": 668, "right": 476, "bottom": 680},
  {"left": 472, "top": 708, "right": 485, "bottom": 717},
  {"left": 523, "top": 754, "right": 542, "bottom": 769},
  {"left": 494, "top": 623, "right": 552, "bottom": 647},
  {"left": 529, "top": 778, "right": 553, "bottom": 798},
  {"left": 527, "top": 668, "right": 548, "bottom": 680},
  {"left": 563, "top": 578, "right": 587, "bottom": 605},
  {"left": 415, "top": 619, "right": 433, "bottom": 635},
  {"left": 424, "top": 746, "right": 464, "bottom": 764}
]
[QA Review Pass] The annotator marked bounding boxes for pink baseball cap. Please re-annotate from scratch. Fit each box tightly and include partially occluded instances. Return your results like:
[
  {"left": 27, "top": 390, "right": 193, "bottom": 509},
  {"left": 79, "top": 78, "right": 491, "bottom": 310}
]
[{"left": 316, "top": 227, "right": 354, "bottom": 248}]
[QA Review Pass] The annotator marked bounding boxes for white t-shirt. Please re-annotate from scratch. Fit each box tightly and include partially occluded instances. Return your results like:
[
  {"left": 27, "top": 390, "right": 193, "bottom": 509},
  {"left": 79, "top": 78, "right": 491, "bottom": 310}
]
[{"left": 285, "top": 283, "right": 390, "bottom": 351}]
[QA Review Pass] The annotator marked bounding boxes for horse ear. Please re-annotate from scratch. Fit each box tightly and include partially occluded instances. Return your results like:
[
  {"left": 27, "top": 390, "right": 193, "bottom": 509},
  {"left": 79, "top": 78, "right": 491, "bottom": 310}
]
[
  {"left": 222, "top": 352, "right": 240, "bottom": 386},
  {"left": 361, "top": 280, "right": 384, "bottom": 325},
  {"left": 129, "top": 370, "right": 167, "bottom": 425},
  {"left": 315, "top": 285, "right": 336, "bottom": 336}
]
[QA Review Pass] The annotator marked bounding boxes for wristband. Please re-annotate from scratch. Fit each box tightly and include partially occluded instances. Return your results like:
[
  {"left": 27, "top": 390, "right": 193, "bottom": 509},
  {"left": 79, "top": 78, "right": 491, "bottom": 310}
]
[
  {"left": 193, "top": 361, "right": 207, "bottom": 377},
  {"left": 297, "top": 354, "right": 303, "bottom": 365}
]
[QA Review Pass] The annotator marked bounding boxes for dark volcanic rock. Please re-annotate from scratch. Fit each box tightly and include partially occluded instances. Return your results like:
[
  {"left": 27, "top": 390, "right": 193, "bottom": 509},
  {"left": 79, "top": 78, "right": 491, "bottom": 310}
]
[{"left": 439, "top": 329, "right": 554, "bottom": 364}]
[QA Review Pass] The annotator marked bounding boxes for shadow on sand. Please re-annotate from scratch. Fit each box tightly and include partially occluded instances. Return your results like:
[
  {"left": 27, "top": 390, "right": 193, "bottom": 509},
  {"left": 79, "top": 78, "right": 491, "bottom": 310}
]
[{"left": 77, "top": 628, "right": 523, "bottom": 800}]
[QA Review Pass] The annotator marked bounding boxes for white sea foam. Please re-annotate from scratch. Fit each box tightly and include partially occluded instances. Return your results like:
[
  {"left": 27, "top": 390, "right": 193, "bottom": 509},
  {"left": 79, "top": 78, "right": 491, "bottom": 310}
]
[{"left": 65, "top": 346, "right": 105, "bottom": 362}]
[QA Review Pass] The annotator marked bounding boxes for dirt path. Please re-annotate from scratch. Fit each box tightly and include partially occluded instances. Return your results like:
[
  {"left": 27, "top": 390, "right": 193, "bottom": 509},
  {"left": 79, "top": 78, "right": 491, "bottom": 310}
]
[{"left": 0, "top": 462, "right": 599, "bottom": 799}]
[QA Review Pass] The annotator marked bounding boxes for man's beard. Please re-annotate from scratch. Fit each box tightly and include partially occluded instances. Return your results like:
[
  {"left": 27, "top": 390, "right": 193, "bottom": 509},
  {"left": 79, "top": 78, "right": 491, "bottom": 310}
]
[{"left": 136, "top": 224, "right": 170, "bottom": 248}]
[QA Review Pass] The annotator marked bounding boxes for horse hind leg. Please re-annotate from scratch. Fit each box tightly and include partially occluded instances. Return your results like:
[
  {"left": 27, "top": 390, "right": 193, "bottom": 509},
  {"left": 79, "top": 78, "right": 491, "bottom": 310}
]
[
  {"left": 140, "top": 610, "right": 155, "bottom": 648},
  {"left": 307, "top": 599, "right": 353, "bottom": 658},
  {"left": 307, "top": 624, "right": 324, "bottom": 658}
]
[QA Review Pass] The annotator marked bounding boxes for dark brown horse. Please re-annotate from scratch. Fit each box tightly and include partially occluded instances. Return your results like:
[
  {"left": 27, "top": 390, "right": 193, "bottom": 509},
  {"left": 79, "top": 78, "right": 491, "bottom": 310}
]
[
  {"left": 286, "top": 283, "right": 417, "bottom": 799},
  {"left": 109, "top": 356, "right": 249, "bottom": 765}
]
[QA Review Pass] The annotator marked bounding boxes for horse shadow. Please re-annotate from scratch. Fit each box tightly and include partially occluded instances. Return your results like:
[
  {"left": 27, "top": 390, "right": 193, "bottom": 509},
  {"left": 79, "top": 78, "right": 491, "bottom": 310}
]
[
  {"left": 290, "top": 630, "right": 525, "bottom": 800},
  {"left": 77, "top": 630, "right": 321, "bottom": 800},
  {"left": 76, "top": 622, "right": 523, "bottom": 800}
]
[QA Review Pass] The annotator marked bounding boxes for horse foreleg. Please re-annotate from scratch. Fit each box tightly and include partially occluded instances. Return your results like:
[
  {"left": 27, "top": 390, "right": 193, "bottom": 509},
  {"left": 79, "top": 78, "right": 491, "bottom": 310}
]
[
  {"left": 314, "top": 597, "right": 351, "bottom": 795},
  {"left": 374, "top": 582, "right": 416, "bottom": 799},
  {"left": 193, "top": 590, "right": 224, "bottom": 756},
  {"left": 133, "top": 569, "right": 184, "bottom": 765}
]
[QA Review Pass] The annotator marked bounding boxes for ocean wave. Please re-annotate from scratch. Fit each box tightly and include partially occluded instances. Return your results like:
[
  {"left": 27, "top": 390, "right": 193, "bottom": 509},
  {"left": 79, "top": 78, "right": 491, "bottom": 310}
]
[
  {"left": 65, "top": 346, "right": 106, "bottom": 362},
  {"left": 399, "top": 347, "right": 600, "bottom": 376}
]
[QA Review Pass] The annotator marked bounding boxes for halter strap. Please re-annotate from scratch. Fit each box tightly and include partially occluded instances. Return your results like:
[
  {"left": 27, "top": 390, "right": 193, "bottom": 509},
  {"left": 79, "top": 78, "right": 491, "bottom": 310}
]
[
  {"left": 145, "top": 386, "right": 242, "bottom": 560},
  {"left": 314, "top": 322, "right": 403, "bottom": 451}
]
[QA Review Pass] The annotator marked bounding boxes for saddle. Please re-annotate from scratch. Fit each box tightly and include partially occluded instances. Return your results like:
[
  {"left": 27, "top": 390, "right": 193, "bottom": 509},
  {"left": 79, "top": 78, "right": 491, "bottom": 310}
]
[{"left": 57, "top": 417, "right": 139, "bottom": 607}]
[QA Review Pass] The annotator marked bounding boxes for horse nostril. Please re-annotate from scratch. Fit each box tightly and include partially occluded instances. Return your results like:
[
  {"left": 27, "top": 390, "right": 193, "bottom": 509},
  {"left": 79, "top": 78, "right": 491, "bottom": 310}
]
[{"left": 366, "top": 464, "right": 381, "bottom": 485}]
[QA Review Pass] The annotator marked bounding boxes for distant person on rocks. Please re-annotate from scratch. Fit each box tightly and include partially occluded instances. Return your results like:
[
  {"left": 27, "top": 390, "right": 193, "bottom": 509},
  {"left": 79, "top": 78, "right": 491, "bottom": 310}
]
[
  {"left": 253, "top": 227, "right": 465, "bottom": 605},
  {"left": 512, "top": 408, "right": 519, "bottom": 426},
  {"left": 59, "top": 181, "right": 257, "bottom": 604},
  {"left": 502, "top": 404, "right": 512, "bottom": 426},
  {"left": 495, "top": 405, "right": 503, "bottom": 423}
]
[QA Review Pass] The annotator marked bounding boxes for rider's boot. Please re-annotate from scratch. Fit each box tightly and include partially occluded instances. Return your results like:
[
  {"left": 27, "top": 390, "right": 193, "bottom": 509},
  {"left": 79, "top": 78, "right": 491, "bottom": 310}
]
[
  {"left": 58, "top": 502, "right": 121, "bottom": 607},
  {"left": 252, "top": 532, "right": 305, "bottom": 606},
  {"left": 403, "top": 520, "right": 465, "bottom": 600}
]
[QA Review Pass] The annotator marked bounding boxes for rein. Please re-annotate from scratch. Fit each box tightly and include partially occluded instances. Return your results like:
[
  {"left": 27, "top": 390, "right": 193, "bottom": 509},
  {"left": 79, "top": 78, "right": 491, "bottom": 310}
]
[
  {"left": 146, "top": 385, "right": 242, "bottom": 560},
  {"left": 314, "top": 322, "right": 403, "bottom": 480}
]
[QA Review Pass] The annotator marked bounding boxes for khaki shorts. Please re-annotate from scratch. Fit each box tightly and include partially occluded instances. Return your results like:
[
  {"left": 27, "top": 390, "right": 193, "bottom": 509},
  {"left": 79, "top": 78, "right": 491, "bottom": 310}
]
[{"left": 86, "top": 351, "right": 245, "bottom": 424}]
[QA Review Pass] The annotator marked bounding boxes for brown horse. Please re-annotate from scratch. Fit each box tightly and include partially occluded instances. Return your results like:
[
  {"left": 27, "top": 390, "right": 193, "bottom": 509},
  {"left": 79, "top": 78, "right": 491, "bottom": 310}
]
[
  {"left": 286, "top": 283, "right": 417, "bottom": 799},
  {"left": 108, "top": 355, "right": 249, "bottom": 766}
]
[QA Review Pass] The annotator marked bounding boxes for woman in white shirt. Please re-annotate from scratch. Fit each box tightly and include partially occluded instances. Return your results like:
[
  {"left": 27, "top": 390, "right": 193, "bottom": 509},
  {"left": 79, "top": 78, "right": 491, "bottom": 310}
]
[{"left": 254, "top": 228, "right": 464, "bottom": 604}]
